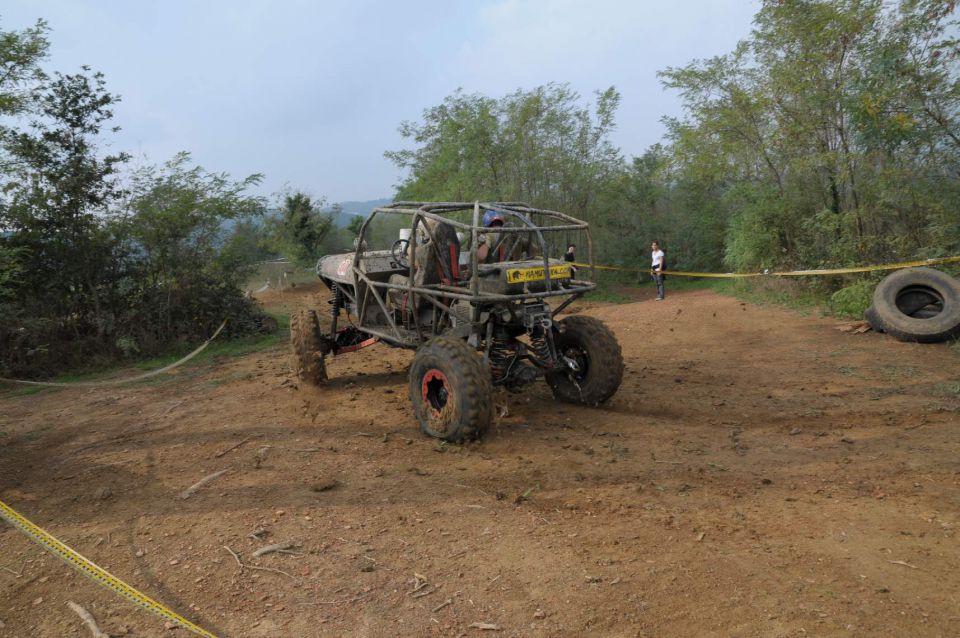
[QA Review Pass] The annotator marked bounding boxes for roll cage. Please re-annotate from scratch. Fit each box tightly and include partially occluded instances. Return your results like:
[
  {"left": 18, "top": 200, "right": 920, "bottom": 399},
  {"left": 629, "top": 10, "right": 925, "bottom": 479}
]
[{"left": 337, "top": 201, "right": 594, "bottom": 348}]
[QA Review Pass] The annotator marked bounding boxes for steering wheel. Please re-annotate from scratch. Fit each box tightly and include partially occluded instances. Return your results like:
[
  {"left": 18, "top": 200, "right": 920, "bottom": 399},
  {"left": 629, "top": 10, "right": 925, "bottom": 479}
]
[{"left": 391, "top": 238, "right": 410, "bottom": 269}]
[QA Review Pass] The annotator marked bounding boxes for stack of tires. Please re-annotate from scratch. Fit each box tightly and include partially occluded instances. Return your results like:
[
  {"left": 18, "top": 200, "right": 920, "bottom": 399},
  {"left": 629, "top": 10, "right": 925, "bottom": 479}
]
[{"left": 864, "top": 267, "right": 960, "bottom": 343}]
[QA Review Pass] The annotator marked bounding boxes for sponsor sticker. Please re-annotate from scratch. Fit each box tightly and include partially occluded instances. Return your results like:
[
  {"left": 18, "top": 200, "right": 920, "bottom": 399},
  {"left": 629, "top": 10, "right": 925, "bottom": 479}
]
[{"left": 506, "top": 265, "right": 572, "bottom": 284}]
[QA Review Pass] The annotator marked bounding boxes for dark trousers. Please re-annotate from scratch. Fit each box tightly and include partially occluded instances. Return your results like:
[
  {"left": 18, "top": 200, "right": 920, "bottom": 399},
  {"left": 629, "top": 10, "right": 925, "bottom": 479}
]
[{"left": 651, "top": 272, "right": 664, "bottom": 299}]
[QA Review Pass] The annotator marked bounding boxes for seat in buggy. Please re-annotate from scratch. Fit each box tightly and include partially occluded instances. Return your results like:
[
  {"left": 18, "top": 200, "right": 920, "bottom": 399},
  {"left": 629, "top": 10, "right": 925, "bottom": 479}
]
[{"left": 388, "top": 220, "right": 460, "bottom": 314}]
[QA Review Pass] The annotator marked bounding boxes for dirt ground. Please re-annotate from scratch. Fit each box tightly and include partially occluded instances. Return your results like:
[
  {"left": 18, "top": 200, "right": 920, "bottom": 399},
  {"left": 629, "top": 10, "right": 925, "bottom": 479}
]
[{"left": 2, "top": 282, "right": 959, "bottom": 637}]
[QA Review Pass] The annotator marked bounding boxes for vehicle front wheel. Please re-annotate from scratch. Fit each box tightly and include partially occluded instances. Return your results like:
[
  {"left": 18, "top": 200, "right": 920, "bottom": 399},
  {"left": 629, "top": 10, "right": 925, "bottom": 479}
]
[
  {"left": 290, "top": 309, "right": 327, "bottom": 384},
  {"left": 546, "top": 315, "right": 623, "bottom": 405},
  {"left": 408, "top": 336, "right": 493, "bottom": 442}
]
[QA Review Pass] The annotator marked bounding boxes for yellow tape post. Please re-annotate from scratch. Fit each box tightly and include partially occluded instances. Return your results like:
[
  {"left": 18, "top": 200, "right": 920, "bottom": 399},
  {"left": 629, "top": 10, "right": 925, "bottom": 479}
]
[
  {"left": 0, "top": 499, "right": 219, "bottom": 638},
  {"left": 572, "top": 255, "right": 960, "bottom": 278}
]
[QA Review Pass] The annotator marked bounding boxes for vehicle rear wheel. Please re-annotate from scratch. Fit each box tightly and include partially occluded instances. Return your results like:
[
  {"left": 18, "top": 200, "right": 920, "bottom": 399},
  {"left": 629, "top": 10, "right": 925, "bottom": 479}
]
[
  {"left": 546, "top": 316, "right": 623, "bottom": 405},
  {"left": 290, "top": 309, "right": 327, "bottom": 384},
  {"left": 409, "top": 336, "right": 493, "bottom": 442},
  {"left": 872, "top": 268, "right": 960, "bottom": 343}
]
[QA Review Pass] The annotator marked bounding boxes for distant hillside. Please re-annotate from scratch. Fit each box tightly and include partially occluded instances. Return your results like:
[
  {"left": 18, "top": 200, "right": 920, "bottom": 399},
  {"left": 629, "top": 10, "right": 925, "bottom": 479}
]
[
  {"left": 323, "top": 197, "right": 393, "bottom": 227},
  {"left": 219, "top": 197, "right": 394, "bottom": 235}
]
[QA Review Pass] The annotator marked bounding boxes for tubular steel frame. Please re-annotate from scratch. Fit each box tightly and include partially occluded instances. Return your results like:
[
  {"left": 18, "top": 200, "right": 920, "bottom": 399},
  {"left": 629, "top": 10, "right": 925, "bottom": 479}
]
[{"left": 349, "top": 202, "right": 595, "bottom": 348}]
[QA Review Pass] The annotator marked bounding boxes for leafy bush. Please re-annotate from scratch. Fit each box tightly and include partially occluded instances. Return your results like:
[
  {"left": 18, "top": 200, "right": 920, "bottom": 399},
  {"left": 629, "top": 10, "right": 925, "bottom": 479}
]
[
  {"left": 830, "top": 280, "right": 876, "bottom": 319},
  {"left": 0, "top": 23, "right": 273, "bottom": 378}
]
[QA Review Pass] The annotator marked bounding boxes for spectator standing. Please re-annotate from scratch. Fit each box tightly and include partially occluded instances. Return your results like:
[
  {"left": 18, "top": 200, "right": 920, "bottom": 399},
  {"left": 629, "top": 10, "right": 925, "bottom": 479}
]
[
  {"left": 651, "top": 241, "right": 665, "bottom": 300},
  {"left": 563, "top": 243, "right": 577, "bottom": 278}
]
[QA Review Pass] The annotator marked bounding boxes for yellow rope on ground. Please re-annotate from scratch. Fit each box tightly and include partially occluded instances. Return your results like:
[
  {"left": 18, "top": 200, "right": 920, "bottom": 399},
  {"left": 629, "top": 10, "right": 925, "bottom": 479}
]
[{"left": 0, "top": 499, "right": 219, "bottom": 638}]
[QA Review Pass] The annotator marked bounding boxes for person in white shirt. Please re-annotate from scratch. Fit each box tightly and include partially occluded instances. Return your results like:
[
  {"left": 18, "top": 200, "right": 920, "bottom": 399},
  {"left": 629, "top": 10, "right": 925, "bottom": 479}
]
[{"left": 651, "top": 241, "right": 665, "bottom": 300}]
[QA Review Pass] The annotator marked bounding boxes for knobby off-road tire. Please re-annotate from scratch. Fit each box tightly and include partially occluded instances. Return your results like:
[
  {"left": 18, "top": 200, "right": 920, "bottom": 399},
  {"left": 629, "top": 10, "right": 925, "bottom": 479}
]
[
  {"left": 290, "top": 309, "right": 327, "bottom": 384},
  {"left": 872, "top": 268, "right": 960, "bottom": 343},
  {"left": 408, "top": 336, "right": 493, "bottom": 442},
  {"left": 546, "top": 315, "right": 624, "bottom": 406}
]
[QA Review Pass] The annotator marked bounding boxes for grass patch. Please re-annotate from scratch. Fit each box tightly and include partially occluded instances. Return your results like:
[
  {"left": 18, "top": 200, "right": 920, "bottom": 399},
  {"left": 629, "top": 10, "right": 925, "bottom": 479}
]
[
  {"left": 929, "top": 382, "right": 960, "bottom": 398},
  {"left": 1, "top": 311, "right": 289, "bottom": 397},
  {"left": 18, "top": 425, "right": 52, "bottom": 441},
  {"left": 584, "top": 266, "right": 834, "bottom": 312},
  {"left": 926, "top": 401, "right": 960, "bottom": 413},
  {"left": 586, "top": 268, "right": 718, "bottom": 303},
  {"left": 868, "top": 386, "right": 903, "bottom": 400},
  {"left": 133, "top": 330, "right": 282, "bottom": 369},
  {"left": 829, "top": 280, "right": 874, "bottom": 319},
  {"left": 2, "top": 384, "right": 55, "bottom": 397},
  {"left": 132, "top": 312, "right": 289, "bottom": 371},
  {"left": 0, "top": 368, "right": 141, "bottom": 397},
  {"left": 587, "top": 288, "right": 631, "bottom": 303},
  {"left": 580, "top": 264, "right": 894, "bottom": 327},
  {"left": 879, "top": 365, "right": 918, "bottom": 379},
  {"left": 709, "top": 278, "right": 826, "bottom": 314},
  {"left": 585, "top": 267, "right": 833, "bottom": 314}
]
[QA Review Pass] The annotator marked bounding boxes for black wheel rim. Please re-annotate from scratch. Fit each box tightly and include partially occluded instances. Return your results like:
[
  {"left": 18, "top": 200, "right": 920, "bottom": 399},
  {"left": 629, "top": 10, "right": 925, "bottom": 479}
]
[{"left": 562, "top": 345, "right": 589, "bottom": 382}]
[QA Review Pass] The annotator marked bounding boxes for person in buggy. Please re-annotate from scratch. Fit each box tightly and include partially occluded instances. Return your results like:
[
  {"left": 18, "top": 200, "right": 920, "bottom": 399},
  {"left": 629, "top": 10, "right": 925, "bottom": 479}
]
[{"left": 477, "top": 209, "right": 539, "bottom": 264}]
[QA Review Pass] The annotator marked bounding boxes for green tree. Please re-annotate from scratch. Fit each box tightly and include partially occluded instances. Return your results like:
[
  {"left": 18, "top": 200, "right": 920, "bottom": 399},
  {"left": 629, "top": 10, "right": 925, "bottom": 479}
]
[
  {"left": 0, "top": 66, "right": 129, "bottom": 373},
  {"left": 0, "top": 21, "right": 278, "bottom": 376},
  {"left": 269, "top": 191, "right": 333, "bottom": 266},
  {"left": 0, "top": 18, "right": 48, "bottom": 317},
  {"left": 121, "top": 152, "right": 265, "bottom": 345},
  {"left": 0, "top": 18, "right": 48, "bottom": 116},
  {"left": 387, "top": 84, "right": 623, "bottom": 212},
  {"left": 385, "top": 83, "right": 626, "bottom": 261},
  {"left": 346, "top": 214, "right": 364, "bottom": 237},
  {"left": 656, "top": 0, "right": 960, "bottom": 273}
]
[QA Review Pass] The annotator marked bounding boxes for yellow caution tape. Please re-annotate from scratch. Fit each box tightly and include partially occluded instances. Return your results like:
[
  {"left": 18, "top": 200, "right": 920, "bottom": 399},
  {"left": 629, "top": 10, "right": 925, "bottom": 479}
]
[
  {"left": 0, "top": 499, "right": 219, "bottom": 638},
  {"left": 773, "top": 255, "right": 960, "bottom": 276},
  {"left": 572, "top": 255, "right": 960, "bottom": 278}
]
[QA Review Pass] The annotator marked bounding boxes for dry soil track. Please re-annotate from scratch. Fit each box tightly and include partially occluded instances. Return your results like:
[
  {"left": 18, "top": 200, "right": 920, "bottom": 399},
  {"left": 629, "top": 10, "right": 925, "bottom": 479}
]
[{"left": 1, "top": 283, "right": 959, "bottom": 637}]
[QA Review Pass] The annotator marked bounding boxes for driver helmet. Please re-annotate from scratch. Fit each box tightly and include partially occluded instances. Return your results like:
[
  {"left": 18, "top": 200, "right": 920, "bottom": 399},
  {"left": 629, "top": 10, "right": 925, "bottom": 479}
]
[{"left": 482, "top": 209, "right": 504, "bottom": 227}]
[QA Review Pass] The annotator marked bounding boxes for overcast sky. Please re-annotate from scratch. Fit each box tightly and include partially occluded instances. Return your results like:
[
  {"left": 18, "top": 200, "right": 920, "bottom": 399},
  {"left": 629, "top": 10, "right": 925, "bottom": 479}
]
[{"left": 3, "top": 1, "right": 759, "bottom": 202}]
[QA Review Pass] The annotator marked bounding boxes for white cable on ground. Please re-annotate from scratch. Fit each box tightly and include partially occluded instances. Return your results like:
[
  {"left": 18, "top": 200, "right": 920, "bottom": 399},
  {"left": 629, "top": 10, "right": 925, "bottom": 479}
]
[{"left": 0, "top": 320, "right": 228, "bottom": 388}]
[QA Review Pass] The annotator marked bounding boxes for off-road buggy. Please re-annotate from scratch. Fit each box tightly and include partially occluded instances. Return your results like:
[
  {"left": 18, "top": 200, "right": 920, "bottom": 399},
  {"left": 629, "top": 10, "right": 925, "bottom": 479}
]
[{"left": 290, "top": 202, "right": 623, "bottom": 441}]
